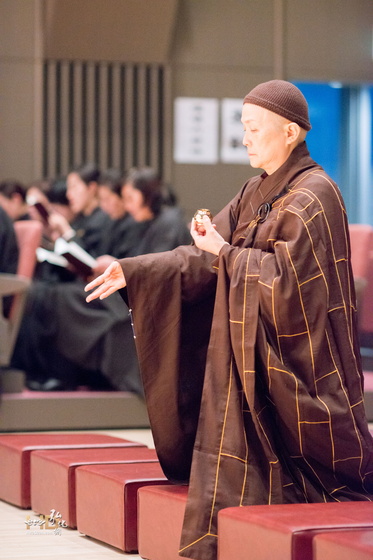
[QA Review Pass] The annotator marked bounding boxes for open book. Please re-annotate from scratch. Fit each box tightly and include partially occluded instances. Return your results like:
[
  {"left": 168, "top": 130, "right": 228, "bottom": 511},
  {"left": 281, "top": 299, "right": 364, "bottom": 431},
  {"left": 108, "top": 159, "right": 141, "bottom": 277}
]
[
  {"left": 36, "top": 247, "right": 68, "bottom": 268},
  {"left": 54, "top": 238, "right": 98, "bottom": 277},
  {"left": 36, "top": 238, "right": 98, "bottom": 277},
  {"left": 27, "top": 196, "right": 50, "bottom": 225}
]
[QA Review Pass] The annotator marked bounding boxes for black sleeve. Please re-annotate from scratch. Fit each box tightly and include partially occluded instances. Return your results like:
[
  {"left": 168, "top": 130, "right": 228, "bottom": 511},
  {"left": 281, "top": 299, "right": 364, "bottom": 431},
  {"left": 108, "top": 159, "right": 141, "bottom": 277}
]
[{"left": 0, "top": 208, "right": 18, "bottom": 274}]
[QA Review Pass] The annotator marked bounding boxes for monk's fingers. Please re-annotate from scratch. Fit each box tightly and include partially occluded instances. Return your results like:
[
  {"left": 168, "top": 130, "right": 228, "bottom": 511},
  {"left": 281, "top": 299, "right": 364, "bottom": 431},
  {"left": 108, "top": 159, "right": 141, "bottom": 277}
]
[
  {"left": 97, "top": 284, "right": 120, "bottom": 300},
  {"left": 85, "top": 261, "right": 121, "bottom": 292},
  {"left": 85, "top": 262, "right": 126, "bottom": 302},
  {"left": 86, "top": 276, "right": 126, "bottom": 303},
  {"left": 202, "top": 215, "right": 214, "bottom": 231},
  {"left": 85, "top": 284, "right": 108, "bottom": 302},
  {"left": 85, "top": 274, "right": 105, "bottom": 292},
  {"left": 190, "top": 218, "right": 197, "bottom": 234}
]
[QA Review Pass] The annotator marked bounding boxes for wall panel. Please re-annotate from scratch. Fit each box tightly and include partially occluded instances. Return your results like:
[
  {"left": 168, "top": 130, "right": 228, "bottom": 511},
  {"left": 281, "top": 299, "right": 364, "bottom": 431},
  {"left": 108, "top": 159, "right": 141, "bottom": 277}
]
[
  {"left": 43, "top": 0, "right": 178, "bottom": 63},
  {"left": 42, "top": 61, "right": 170, "bottom": 179},
  {"left": 285, "top": 0, "right": 373, "bottom": 82}
]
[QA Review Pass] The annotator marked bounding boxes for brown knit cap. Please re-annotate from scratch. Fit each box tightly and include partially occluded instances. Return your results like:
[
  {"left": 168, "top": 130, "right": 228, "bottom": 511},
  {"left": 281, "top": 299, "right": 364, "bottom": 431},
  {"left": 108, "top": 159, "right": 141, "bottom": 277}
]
[{"left": 243, "top": 80, "right": 311, "bottom": 131}]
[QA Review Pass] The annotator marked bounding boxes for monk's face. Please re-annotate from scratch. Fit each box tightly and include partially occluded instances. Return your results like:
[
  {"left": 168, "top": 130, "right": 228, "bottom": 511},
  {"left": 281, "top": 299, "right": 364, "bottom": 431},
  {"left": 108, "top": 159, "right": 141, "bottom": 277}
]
[{"left": 241, "top": 103, "right": 292, "bottom": 175}]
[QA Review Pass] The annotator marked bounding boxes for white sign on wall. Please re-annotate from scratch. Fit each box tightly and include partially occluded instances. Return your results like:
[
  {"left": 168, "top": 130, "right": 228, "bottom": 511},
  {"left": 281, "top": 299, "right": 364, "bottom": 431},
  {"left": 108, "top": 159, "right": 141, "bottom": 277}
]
[
  {"left": 173, "top": 97, "right": 219, "bottom": 164},
  {"left": 220, "top": 98, "right": 249, "bottom": 164}
]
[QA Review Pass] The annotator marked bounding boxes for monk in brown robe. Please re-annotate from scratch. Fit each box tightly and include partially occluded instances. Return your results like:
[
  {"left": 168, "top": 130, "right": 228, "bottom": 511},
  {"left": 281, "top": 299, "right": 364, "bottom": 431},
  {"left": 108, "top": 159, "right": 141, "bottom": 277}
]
[{"left": 85, "top": 80, "right": 373, "bottom": 560}]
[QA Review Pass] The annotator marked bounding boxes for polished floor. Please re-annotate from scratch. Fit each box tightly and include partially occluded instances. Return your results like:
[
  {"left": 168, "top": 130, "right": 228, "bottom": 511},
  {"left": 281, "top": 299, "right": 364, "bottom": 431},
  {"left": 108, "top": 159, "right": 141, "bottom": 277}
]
[{"left": 0, "top": 428, "right": 154, "bottom": 560}]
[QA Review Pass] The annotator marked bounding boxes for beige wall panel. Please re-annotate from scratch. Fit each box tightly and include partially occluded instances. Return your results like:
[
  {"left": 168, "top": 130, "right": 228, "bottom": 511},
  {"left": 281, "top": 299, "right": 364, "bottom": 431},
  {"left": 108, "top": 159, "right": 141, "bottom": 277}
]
[
  {"left": 0, "top": 61, "right": 40, "bottom": 182},
  {"left": 171, "top": 66, "right": 273, "bottom": 99},
  {"left": 0, "top": 0, "right": 39, "bottom": 59},
  {"left": 285, "top": 0, "right": 373, "bottom": 83},
  {"left": 169, "top": 0, "right": 275, "bottom": 217},
  {"left": 0, "top": 0, "right": 43, "bottom": 181},
  {"left": 43, "top": 0, "right": 178, "bottom": 63},
  {"left": 172, "top": 163, "right": 257, "bottom": 220},
  {"left": 172, "top": 0, "right": 273, "bottom": 68}
]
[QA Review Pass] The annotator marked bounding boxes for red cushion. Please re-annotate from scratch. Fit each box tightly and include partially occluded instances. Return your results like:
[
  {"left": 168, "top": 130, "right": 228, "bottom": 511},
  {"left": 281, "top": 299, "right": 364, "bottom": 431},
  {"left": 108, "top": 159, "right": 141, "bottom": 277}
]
[
  {"left": 138, "top": 484, "right": 189, "bottom": 560},
  {"left": 0, "top": 433, "right": 144, "bottom": 507},
  {"left": 314, "top": 529, "right": 373, "bottom": 560},
  {"left": 218, "top": 502, "right": 373, "bottom": 560},
  {"left": 364, "top": 371, "right": 373, "bottom": 390},
  {"left": 30, "top": 446, "right": 158, "bottom": 527},
  {"left": 364, "top": 371, "right": 373, "bottom": 422},
  {"left": 75, "top": 462, "right": 171, "bottom": 552}
]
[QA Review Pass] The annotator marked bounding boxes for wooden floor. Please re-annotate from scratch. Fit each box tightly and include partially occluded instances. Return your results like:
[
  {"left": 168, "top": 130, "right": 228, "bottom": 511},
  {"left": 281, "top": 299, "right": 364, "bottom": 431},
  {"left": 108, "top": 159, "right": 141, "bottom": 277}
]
[{"left": 0, "top": 428, "right": 154, "bottom": 560}]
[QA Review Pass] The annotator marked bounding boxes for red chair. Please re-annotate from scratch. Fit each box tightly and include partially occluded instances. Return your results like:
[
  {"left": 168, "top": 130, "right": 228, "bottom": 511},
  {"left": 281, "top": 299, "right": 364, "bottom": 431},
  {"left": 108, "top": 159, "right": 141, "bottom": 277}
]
[
  {"left": 348, "top": 224, "right": 373, "bottom": 324},
  {"left": 0, "top": 221, "right": 42, "bottom": 372},
  {"left": 14, "top": 220, "right": 43, "bottom": 279}
]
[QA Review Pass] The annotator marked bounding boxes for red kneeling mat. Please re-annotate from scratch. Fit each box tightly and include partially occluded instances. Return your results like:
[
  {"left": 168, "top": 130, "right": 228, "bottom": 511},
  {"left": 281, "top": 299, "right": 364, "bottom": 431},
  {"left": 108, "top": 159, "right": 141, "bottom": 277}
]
[
  {"left": 31, "top": 446, "right": 158, "bottom": 527},
  {"left": 137, "top": 484, "right": 189, "bottom": 560},
  {"left": 218, "top": 502, "right": 373, "bottom": 560},
  {"left": 314, "top": 528, "right": 373, "bottom": 560},
  {"left": 0, "top": 433, "right": 145, "bottom": 508},
  {"left": 75, "top": 461, "right": 171, "bottom": 552}
]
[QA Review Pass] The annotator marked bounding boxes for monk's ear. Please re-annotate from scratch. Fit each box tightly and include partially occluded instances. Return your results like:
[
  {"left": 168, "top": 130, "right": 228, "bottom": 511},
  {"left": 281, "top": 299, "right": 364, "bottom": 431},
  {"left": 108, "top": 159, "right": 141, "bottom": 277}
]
[{"left": 285, "top": 122, "right": 301, "bottom": 144}]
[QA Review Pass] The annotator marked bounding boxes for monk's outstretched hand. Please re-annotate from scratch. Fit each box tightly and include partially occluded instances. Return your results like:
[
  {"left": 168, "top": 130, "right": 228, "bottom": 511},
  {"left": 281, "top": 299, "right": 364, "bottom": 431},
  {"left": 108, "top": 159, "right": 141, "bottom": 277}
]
[{"left": 85, "top": 261, "right": 126, "bottom": 302}]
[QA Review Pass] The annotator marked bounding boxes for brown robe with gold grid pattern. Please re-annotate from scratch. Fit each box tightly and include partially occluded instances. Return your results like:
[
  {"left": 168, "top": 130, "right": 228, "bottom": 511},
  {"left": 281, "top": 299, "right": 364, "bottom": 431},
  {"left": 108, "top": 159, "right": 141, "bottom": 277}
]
[{"left": 119, "top": 142, "right": 373, "bottom": 560}]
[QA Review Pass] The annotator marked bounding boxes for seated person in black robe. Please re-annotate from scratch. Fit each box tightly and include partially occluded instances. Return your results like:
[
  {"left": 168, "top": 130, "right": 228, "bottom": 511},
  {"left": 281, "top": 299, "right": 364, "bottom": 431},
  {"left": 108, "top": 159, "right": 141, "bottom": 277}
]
[
  {"left": 11, "top": 163, "right": 113, "bottom": 389},
  {"left": 0, "top": 180, "right": 30, "bottom": 221},
  {"left": 0, "top": 207, "right": 19, "bottom": 317},
  {"left": 36, "top": 167, "right": 191, "bottom": 392}
]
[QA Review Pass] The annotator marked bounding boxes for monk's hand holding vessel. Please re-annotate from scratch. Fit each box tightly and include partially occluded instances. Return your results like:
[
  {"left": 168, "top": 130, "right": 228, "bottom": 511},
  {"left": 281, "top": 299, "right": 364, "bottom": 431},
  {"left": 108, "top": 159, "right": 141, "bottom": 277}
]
[{"left": 193, "top": 208, "right": 213, "bottom": 234}]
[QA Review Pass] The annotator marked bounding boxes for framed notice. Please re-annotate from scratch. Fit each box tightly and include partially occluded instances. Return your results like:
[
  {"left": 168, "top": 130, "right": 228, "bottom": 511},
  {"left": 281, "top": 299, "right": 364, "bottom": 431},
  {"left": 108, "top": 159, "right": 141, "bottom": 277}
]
[
  {"left": 173, "top": 97, "right": 219, "bottom": 164},
  {"left": 220, "top": 98, "right": 249, "bottom": 164}
]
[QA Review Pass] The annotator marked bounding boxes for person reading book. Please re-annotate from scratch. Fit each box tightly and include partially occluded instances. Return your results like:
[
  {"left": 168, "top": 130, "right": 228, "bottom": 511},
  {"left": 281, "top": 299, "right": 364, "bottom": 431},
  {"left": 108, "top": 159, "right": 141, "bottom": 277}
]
[
  {"left": 11, "top": 163, "right": 114, "bottom": 390},
  {"left": 27, "top": 167, "right": 190, "bottom": 392},
  {"left": 46, "top": 163, "right": 111, "bottom": 255},
  {"left": 27, "top": 177, "right": 75, "bottom": 233},
  {"left": 29, "top": 169, "right": 145, "bottom": 393}
]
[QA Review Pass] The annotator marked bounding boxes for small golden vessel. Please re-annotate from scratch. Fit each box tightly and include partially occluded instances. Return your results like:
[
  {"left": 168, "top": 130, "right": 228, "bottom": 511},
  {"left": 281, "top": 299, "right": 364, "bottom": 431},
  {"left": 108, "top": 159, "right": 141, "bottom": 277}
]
[{"left": 193, "top": 208, "right": 213, "bottom": 224}]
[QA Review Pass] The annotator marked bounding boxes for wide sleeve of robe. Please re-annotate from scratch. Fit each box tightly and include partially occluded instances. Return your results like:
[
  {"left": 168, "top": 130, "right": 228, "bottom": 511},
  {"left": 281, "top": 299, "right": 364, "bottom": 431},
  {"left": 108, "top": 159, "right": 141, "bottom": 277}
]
[{"left": 118, "top": 194, "right": 240, "bottom": 481}]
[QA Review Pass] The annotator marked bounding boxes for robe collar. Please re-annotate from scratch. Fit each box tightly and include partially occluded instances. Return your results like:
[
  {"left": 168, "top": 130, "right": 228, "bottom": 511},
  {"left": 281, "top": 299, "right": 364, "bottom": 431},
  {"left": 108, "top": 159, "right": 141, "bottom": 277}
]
[
  {"left": 232, "top": 142, "right": 319, "bottom": 243},
  {"left": 257, "top": 141, "right": 318, "bottom": 203}
]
